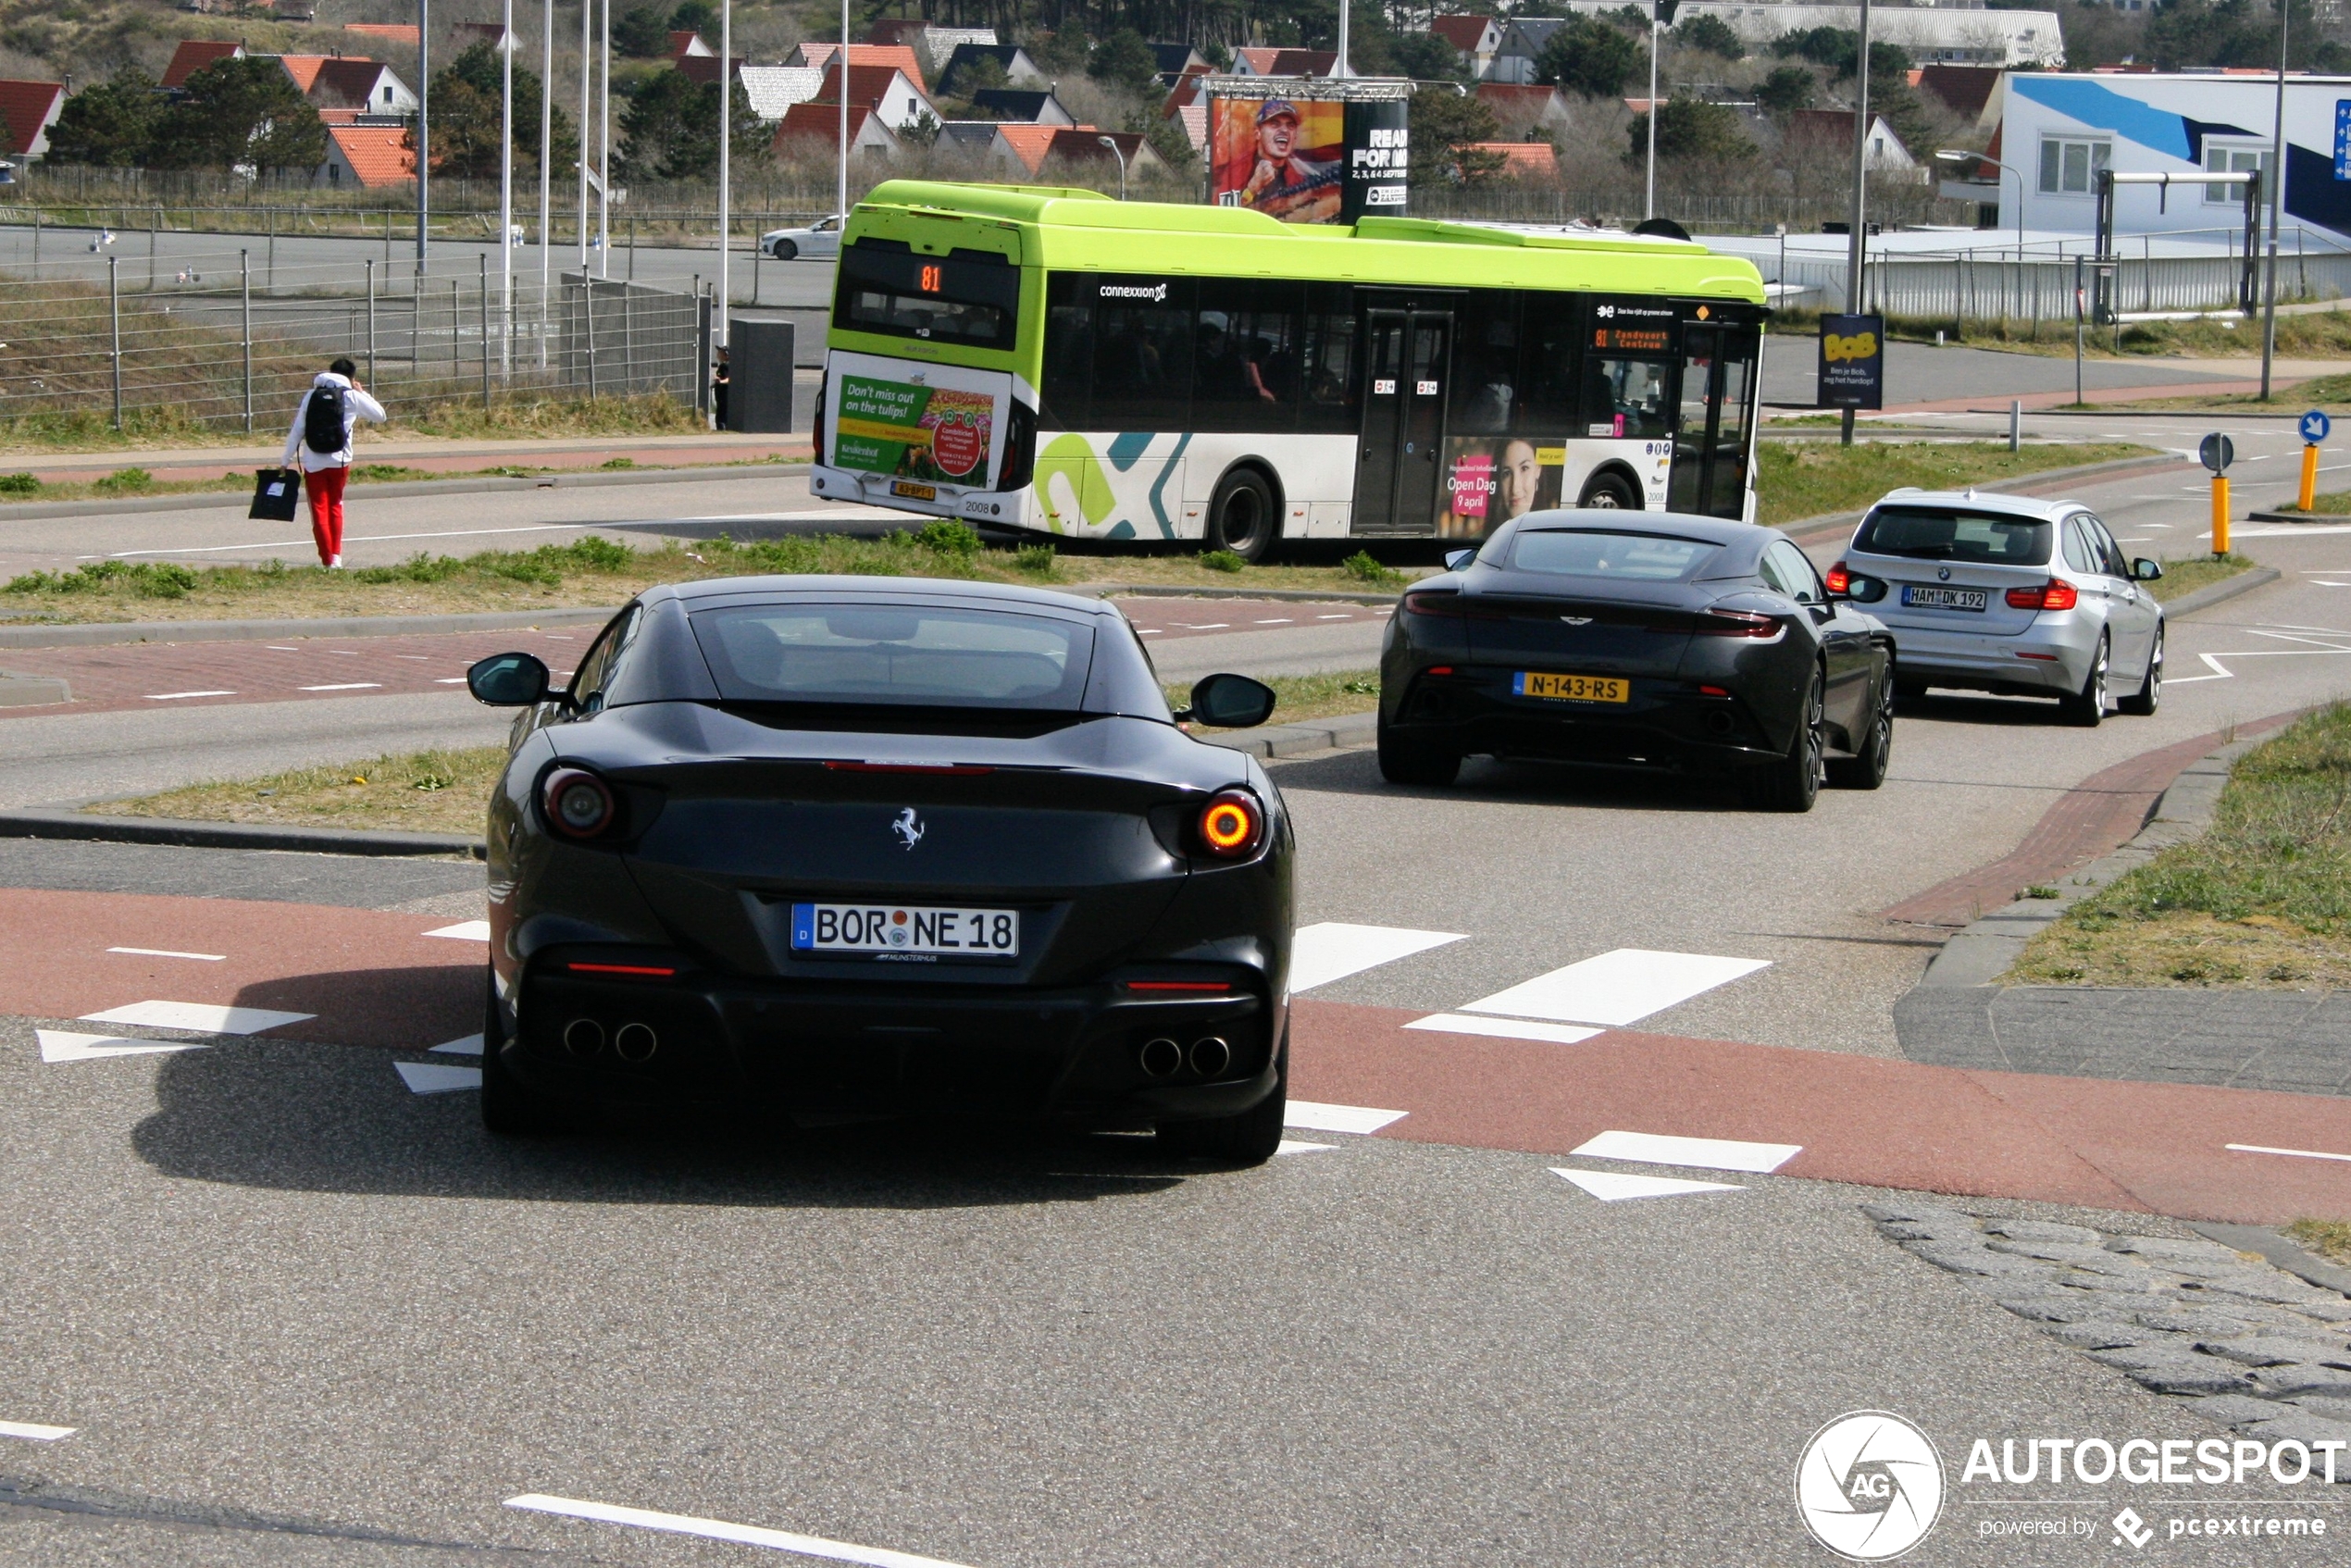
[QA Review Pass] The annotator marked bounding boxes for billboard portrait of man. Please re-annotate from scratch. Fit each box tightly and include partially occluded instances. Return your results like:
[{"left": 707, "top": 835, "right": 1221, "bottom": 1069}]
[{"left": 1212, "top": 96, "right": 1342, "bottom": 224}]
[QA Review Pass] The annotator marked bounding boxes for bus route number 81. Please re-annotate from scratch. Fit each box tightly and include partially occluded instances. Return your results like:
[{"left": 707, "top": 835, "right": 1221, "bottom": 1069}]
[{"left": 919, "top": 264, "right": 941, "bottom": 293}]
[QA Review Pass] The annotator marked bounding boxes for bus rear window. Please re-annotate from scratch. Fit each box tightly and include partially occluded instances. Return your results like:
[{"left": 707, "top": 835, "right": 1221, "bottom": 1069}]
[{"left": 834, "top": 243, "right": 1019, "bottom": 349}]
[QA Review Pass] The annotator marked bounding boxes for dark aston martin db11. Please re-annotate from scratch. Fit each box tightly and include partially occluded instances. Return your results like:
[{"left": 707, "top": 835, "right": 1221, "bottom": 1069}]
[
  {"left": 465, "top": 576, "right": 1294, "bottom": 1161},
  {"left": 1377, "top": 512, "right": 1897, "bottom": 812}
]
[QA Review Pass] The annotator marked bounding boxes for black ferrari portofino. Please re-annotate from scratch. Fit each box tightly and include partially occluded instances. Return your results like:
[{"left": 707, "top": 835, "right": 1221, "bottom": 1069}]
[
  {"left": 466, "top": 577, "right": 1294, "bottom": 1160},
  {"left": 1377, "top": 512, "right": 1897, "bottom": 811}
]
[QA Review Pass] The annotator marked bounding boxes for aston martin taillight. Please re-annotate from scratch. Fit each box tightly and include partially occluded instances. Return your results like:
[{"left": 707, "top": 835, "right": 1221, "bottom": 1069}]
[
  {"left": 1197, "top": 790, "right": 1264, "bottom": 859},
  {"left": 1401, "top": 591, "right": 1463, "bottom": 617},
  {"left": 1693, "top": 610, "right": 1785, "bottom": 640},
  {"left": 2006, "top": 579, "right": 2080, "bottom": 612},
  {"left": 542, "top": 767, "right": 616, "bottom": 840}
]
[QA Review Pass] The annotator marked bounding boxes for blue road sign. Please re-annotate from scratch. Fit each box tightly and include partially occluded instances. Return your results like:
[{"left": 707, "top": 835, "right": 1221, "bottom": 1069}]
[
  {"left": 2338, "top": 102, "right": 2351, "bottom": 180},
  {"left": 2304, "top": 409, "right": 2333, "bottom": 444}
]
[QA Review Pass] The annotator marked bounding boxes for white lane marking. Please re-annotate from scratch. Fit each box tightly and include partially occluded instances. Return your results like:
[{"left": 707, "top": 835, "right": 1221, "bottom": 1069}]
[
  {"left": 1288, "top": 922, "right": 1466, "bottom": 992},
  {"left": 1275, "top": 1139, "right": 1336, "bottom": 1156},
  {"left": 1573, "top": 1128, "right": 1801, "bottom": 1174},
  {"left": 0, "top": 1421, "right": 74, "bottom": 1442},
  {"left": 78, "top": 1001, "right": 314, "bottom": 1035},
  {"left": 329, "top": 650, "right": 360, "bottom": 656},
  {"left": 1403, "top": 1014, "right": 1603, "bottom": 1045},
  {"left": 395, "top": 654, "right": 431, "bottom": 660},
  {"left": 504, "top": 1494, "right": 980, "bottom": 1568},
  {"left": 429, "top": 1033, "right": 486, "bottom": 1056},
  {"left": 434, "top": 676, "right": 469, "bottom": 682},
  {"left": 37, "top": 1029, "right": 206, "bottom": 1064},
  {"left": 1316, "top": 613, "right": 1353, "bottom": 619},
  {"left": 2226, "top": 1141, "right": 2351, "bottom": 1164},
  {"left": 298, "top": 682, "right": 383, "bottom": 691},
  {"left": 543, "top": 635, "right": 575, "bottom": 641},
  {"left": 1552, "top": 1167, "right": 1743, "bottom": 1201},
  {"left": 144, "top": 690, "right": 236, "bottom": 701},
  {"left": 1286, "top": 1101, "right": 1408, "bottom": 1136},
  {"left": 265, "top": 645, "right": 299, "bottom": 652},
  {"left": 395, "top": 1061, "right": 482, "bottom": 1094},
  {"left": 1136, "top": 628, "right": 1162, "bottom": 635},
  {"left": 106, "top": 947, "right": 225, "bottom": 961},
  {"left": 2166, "top": 652, "right": 2237, "bottom": 685},
  {"left": 1254, "top": 616, "right": 1294, "bottom": 624},
  {"left": 423, "top": 919, "right": 491, "bottom": 941},
  {"left": 1460, "top": 949, "right": 1770, "bottom": 1027}
]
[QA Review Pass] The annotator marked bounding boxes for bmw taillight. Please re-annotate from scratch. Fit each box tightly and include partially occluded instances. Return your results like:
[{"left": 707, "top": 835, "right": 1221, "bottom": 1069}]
[
  {"left": 542, "top": 767, "right": 616, "bottom": 840},
  {"left": 1825, "top": 561, "right": 1850, "bottom": 595},
  {"left": 1196, "top": 790, "right": 1264, "bottom": 859},
  {"left": 2005, "top": 579, "right": 2079, "bottom": 612},
  {"left": 1693, "top": 610, "right": 1785, "bottom": 641}
]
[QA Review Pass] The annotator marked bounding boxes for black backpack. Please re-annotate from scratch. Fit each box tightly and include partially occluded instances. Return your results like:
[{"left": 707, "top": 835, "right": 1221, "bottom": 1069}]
[{"left": 303, "top": 383, "right": 346, "bottom": 454}]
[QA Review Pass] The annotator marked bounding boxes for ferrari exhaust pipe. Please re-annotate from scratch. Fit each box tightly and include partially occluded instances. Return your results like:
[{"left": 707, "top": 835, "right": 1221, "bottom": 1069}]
[
  {"left": 1138, "top": 1037, "right": 1182, "bottom": 1078},
  {"left": 1188, "top": 1037, "right": 1231, "bottom": 1077},
  {"left": 614, "top": 1023, "right": 658, "bottom": 1063},
  {"left": 563, "top": 1018, "right": 604, "bottom": 1057}
]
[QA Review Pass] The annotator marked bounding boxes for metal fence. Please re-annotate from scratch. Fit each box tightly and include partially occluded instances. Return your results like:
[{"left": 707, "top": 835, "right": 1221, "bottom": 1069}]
[{"left": 559, "top": 274, "right": 709, "bottom": 404}]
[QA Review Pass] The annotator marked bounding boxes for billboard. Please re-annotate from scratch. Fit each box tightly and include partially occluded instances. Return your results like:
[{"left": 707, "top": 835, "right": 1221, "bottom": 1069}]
[
  {"left": 1439, "top": 436, "right": 1564, "bottom": 538},
  {"left": 827, "top": 353, "right": 1008, "bottom": 490},
  {"left": 1816, "top": 314, "right": 1884, "bottom": 411},
  {"left": 1210, "top": 95, "right": 1344, "bottom": 223},
  {"left": 1342, "top": 99, "right": 1409, "bottom": 221}
]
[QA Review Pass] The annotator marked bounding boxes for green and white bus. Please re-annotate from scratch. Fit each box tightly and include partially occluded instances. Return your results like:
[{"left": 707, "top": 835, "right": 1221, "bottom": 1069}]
[{"left": 814, "top": 180, "right": 1770, "bottom": 558}]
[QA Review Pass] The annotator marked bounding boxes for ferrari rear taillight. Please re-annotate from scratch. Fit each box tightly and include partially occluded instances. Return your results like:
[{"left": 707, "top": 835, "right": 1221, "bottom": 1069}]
[
  {"left": 1197, "top": 790, "right": 1264, "bottom": 859},
  {"left": 1693, "top": 610, "right": 1785, "bottom": 640},
  {"left": 542, "top": 768, "right": 615, "bottom": 840},
  {"left": 1825, "top": 561, "right": 1851, "bottom": 595},
  {"left": 2006, "top": 579, "right": 2079, "bottom": 611}
]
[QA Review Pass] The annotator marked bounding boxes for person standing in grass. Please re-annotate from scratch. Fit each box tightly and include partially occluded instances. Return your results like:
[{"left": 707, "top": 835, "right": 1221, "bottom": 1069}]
[{"left": 280, "top": 357, "right": 387, "bottom": 569}]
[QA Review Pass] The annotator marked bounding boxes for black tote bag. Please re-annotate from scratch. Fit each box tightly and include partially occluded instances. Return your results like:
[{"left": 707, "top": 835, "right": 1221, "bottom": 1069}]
[{"left": 249, "top": 467, "right": 300, "bottom": 522}]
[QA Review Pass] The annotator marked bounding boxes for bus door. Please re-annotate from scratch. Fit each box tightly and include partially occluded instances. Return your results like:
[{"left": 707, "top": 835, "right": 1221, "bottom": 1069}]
[
  {"left": 1355, "top": 310, "right": 1451, "bottom": 534},
  {"left": 1667, "top": 323, "right": 1760, "bottom": 519}
]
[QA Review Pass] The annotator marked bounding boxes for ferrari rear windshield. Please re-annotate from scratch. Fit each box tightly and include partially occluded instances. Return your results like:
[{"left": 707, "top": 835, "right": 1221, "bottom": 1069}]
[
  {"left": 690, "top": 603, "right": 1094, "bottom": 711},
  {"left": 1509, "top": 529, "right": 1722, "bottom": 582},
  {"left": 1854, "top": 506, "right": 2053, "bottom": 566}
]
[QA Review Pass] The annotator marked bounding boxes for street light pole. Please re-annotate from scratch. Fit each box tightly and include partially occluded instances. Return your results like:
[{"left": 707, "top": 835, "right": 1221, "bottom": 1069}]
[
  {"left": 837, "top": 0, "right": 849, "bottom": 223},
  {"left": 500, "top": 0, "right": 513, "bottom": 375},
  {"left": 578, "top": 0, "right": 591, "bottom": 273},
  {"left": 717, "top": 0, "right": 730, "bottom": 342},
  {"left": 1936, "top": 148, "right": 2025, "bottom": 320},
  {"left": 598, "top": 0, "right": 611, "bottom": 278},
  {"left": 538, "top": 0, "right": 552, "bottom": 367},
  {"left": 1644, "top": 3, "right": 1660, "bottom": 220},
  {"left": 2260, "top": 0, "right": 2288, "bottom": 399},
  {"left": 1842, "top": 0, "right": 1872, "bottom": 446},
  {"left": 416, "top": 0, "right": 429, "bottom": 270},
  {"left": 1097, "top": 134, "right": 1126, "bottom": 199}
]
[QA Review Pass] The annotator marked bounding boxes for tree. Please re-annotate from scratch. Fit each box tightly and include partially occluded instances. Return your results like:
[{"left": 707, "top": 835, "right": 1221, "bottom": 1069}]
[
  {"left": 615, "top": 4, "right": 672, "bottom": 57},
  {"left": 42, "top": 68, "right": 163, "bottom": 166},
  {"left": 150, "top": 56, "right": 326, "bottom": 176},
  {"left": 433, "top": 40, "right": 579, "bottom": 178},
  {"left": 1771, "top": 26, "right": 1856, "bottom": 75},
  {"left": 1627, "top": 96, "right": 1756, "bottom": 163},
  {"left": 1675, "top": 15, "right": 1744, "bottom": 60},
  {"left": 616, "top": 68, "right": 761, "bottom": 181},
  {"left": 1536, "top": 15, "right": 1645, "bottom": 98},
  {"left": 1388, "top": 31, "right": 1470, "bottom": 81},
  {"left": 1753, "top": 65, "right": 1816, "bottom": 118},
  {"left": 1088, "top": 29, "right": 1159, "bottom": 93},
  {"left": 2143, "top": 0, "right": 2350, "bottom": 70},
  {"left": 1411, "top": 84, "right": 1507, "bottom": 187},
  {"left": 667, "top": 0, "right": 715, "bottom": 37}
]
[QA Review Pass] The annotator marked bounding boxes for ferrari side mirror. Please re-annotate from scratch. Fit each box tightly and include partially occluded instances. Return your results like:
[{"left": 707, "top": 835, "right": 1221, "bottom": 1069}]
[
  {"left": 467, "top": 652, "right": 552, "bottom": 707},
  {"left": 1183, "top": 672, "right": 1277, "bottom": 728}
]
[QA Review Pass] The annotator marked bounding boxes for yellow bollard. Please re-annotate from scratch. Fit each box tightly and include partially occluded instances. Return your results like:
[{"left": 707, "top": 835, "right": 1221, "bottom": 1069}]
[
  {"left": 2302, "top": 443, "right": 2321, "bottom": 512},
  {"left": 2213, "top": 475, "right": 2232, "bottom": 557}
]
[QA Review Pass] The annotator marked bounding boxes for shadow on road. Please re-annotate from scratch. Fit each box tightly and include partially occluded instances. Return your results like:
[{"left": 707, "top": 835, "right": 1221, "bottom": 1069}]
[{"left": 1270, "top": 743, "right": 1743, "bottom": 812}]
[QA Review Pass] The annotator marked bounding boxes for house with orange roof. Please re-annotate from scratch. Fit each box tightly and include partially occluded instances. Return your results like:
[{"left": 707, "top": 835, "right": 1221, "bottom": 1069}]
[
  {"left": 1232, "top": 47, "right": 1337, "bottom": 78},
  {"left": 771, "top": 101, "right": 902, "bottom": 162},
  {"left": 676, "top": 53, "right": 749, "bottom": 88},
  {"left": 278, "top": 56, "right": 417, "bottom": 114},
  {"left": 1476, "top": 82, "right": 1571, "bottom": 136},
  {"left": 317, "top": 123, "right": 417, "bottom": 189},
  {"left": 812, "top": 61, "right": 934, "bottom": 133},
  {"left": 1430, "top": 15, "right": 1505, "bottom": 78},
  {"left": 161, "top": 40, "right": 245, "bottom": 90},
  {"left": 0, "top": 79, "right": 63, "bottom": 167},
  {"left": 788, "top": 42, "right": 927, "bottom": 93},
  {"left": 342, "top": 22, "right": 420, "bottom": 47},
  {"left": 1466, "top": 141, "right": 1557, "bottom": 180},
  {"left": 989, "top": 124, "right": 1165, "bottom": 180}
]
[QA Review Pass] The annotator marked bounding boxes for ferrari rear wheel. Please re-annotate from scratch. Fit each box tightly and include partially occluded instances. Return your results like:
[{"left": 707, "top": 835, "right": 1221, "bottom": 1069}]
[
  {"left": 1157, "top": 1032, "right": 1287, "bottom": 1164},
  {"left": 479, "top": 970, "right": 569, "bottom": 1136},
  {"left": 1740, "top": 668, "right": 1824, "bottom": 813},
  {"left": 1377, "top": 714, "right": 1461, "bottom": 786}
]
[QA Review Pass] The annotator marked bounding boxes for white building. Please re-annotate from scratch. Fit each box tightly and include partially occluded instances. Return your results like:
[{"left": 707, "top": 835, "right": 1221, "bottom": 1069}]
[
  {"left": 1495, "top": 4, "right": 2062, "bottom": 80},
  {"left": 1997, "top": 71, "right": 2351, "bottom": 245}
]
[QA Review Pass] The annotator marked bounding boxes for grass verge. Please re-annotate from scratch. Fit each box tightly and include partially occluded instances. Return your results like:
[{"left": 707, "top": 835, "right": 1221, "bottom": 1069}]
[
  {"left": 2148, "top": 553, "right": 2258, "bottom": 603},
  {"left": 1754, "top": 442, "right": 2154, "bottom": 528},
  {"left": 94, "top": 673, "right": 1385, "bottom": 834},
  {"left": 2011, "top": 703, "right": 2351, "bottom": 988},
  {"left": 0, "top": 449, "right": 790, "bottom": 506},
  {"left": 2285, "top": 1219, "right": 2351, "bottom": 1266},
  {"left": 0, "top": 391, "right": 717, "bottom": 457}
]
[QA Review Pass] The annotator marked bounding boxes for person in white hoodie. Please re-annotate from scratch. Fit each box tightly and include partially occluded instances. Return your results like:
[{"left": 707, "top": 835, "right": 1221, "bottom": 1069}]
[{"left": 280, "top": 358, "right": 388, "bottom": 568}]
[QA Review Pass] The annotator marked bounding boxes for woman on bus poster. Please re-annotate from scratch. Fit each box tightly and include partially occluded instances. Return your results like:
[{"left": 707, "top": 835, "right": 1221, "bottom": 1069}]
[{"left": 1440, "top": 436, "right": 1561, "bottom": 538}]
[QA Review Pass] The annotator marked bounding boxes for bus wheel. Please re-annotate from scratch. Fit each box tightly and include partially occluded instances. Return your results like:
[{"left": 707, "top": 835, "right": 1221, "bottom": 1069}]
[
  {"left": 1206, "top": 469, "right": 1277, "bottom": 562},
  {"left": 1578, "top": 471, "right": 1638, "bottom": 510}
]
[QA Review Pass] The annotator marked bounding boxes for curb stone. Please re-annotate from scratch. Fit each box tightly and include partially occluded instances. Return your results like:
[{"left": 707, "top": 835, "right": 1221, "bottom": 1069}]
[
  {"left": 2158, "top": 564, "right": 2281, "bottom": 618},
  {"left": 1205, "top": 709, "right": 1376, "bottom": 760},
  {"left": 0, "top": 808, "right": 484, "bottom": 860}
]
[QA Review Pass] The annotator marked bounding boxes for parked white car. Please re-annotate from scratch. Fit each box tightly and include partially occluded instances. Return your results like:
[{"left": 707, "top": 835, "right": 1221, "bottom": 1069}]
[{"left": 760, "top": 216, "right": 843, "bottom": 260}]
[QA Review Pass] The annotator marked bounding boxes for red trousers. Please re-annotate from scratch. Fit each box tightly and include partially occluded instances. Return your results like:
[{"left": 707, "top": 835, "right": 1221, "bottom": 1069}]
[{"left": 304, "top": 466, "right": 348, "bottom": 564}]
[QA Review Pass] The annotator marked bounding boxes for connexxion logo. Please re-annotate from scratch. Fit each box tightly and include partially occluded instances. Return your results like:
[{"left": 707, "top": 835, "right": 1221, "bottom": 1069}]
[
  {"left": 1796, "top": 1411, "right": 1947, "bottom": 1561},
  {"left": 1098, "top": 282, "right": 1168, "bottom": 302}
]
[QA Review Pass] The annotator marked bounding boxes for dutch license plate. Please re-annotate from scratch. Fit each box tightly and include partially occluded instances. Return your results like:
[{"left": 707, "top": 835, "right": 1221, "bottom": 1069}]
[
  {"left": 1901, "top": 585, "right": 1988, "bottom": 612},
  {"left": 1513, "top": 671, "right": 1629, "bottom": 703},
  {"left": 790, "top": 902, "right": 1019, "bottom": 958},
  {"left": 891, "top": 480, "right": 938, "bottom": 502}
]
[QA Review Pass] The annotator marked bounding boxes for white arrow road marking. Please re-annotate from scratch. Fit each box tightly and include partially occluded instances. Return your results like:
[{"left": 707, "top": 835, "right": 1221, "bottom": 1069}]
[
  {"left": 423, "top": 920, "right": 491, "bottom": 941},
  {"left": 1275, "top": 1139, "right": 1337, "bottom": 1156},
  {"left": 0, "top": 1421, "right": 74, "bottom": 1441},
  {"left": 37, "top": 1029, "right": 206, "bottom": 1064},
  {"left": 394, "top": 1062, "right": 482, "bottom": 1094},
  {"left": 504, "top": 1494, "right": 981, "bottom": 1568},
  {"left": 1403, "top": 1014, "right": 1602, "bottom": 1045},
  {"left": 1552, "top": 1168, "right": 1744, "bottom": 1201},
  {"left": 1573, "top": 1129, "right": 1802, "bottom": 1174},
  {"left": 1288, "top": 922, "right": 1467, "bottom": 992},
  {"left": 77, "top": 1002, "right": 312, "bottom": 1035},
  {"left": 297, "top": 683, "right": 383, "bottom": 692},
  {"left": 1284, "top": 1101, "right": 1408, "bottom": 1136},
  {"left": 1461, "top": 949, "right": 1769, "bottom": 1027},
  {"left": 429, "top": 1033, "right": 485, "bottom": 1056}
]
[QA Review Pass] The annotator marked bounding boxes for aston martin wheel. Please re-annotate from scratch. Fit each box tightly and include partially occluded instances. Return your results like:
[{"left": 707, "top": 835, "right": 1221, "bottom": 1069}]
[
  {"left": 1740, "top": 668, "right": 1824, "bottom": 813},
  {"left": 1377, "top": 713, "right": 1461, "bottom": 787},
  {"left": 1827, "top": 666, "right": 1893, "bottom": 790}
]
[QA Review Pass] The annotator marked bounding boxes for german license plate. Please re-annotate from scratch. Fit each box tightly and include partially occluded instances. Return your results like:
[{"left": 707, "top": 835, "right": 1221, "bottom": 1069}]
[
  {"left": 891, "top": 480, "right": 938, "bottom": 502},
  {"left": 1513, "top": 671, "right": 1629, "bottom": 703},
  {"left": 790, "top": 902, "right": 1018, "bottom": 958},
  {"left": 1901, "top": 585, "right": 1987, "bottom": 612}
]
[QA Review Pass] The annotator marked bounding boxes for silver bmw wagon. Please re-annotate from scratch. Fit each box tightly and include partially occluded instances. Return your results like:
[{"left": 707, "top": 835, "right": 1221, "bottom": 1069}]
[{"left": 1835, "top": 489, "right": 2165, "bottom": 727}]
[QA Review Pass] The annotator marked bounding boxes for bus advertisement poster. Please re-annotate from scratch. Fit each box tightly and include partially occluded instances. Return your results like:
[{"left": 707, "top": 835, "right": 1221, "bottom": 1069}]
[
  {"left": 1816, "top": 313, "right": 1884, "bottom": 410},
  {"left": 1342, "top": 99, "right": 1409, "bottom": 221},
  {"left": 1439, "top": 436, "right": 1564, "bottom": 539},
  {"left": 828, "top": 356, "right": 1003, "bottom": 486},
  {"left": 1210, "top": 95, "right": 1344, "bottom": 223}
]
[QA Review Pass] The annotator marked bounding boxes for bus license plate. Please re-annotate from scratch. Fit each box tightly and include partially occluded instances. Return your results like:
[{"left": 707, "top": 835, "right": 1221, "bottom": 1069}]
[
  {"left": 1901, "top": 585, "right": 1987, "bottom": 612},
  {"left": 790, "top": 902, "right": 1019, "bottom": 958},
  {"left": 891, "top": 480, "right": 938, "bottom": 501},
  {"left": 1513, "top": 671, "right": 1629, "bottom": 703}
]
